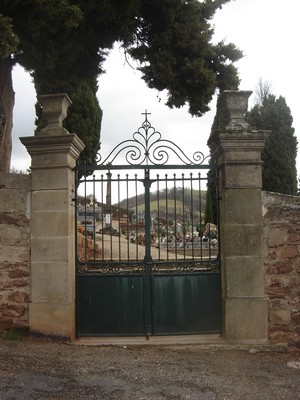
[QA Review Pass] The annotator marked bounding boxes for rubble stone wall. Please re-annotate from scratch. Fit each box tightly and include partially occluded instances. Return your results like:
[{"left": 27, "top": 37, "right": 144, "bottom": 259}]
[
  {"left": 1, "top": 170, "right": 300, "bottom": 348},
  {"left": 0, "top": 173, "right": 31, "bottom": 331},
  {"left": 263, "top": 191, "right": 300, "bottom": 349}
]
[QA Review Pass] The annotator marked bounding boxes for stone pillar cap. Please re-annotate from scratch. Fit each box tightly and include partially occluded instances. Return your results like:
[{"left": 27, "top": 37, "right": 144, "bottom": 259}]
[{"left": 37, "top": 93, "right": 72, "bottom": 136}]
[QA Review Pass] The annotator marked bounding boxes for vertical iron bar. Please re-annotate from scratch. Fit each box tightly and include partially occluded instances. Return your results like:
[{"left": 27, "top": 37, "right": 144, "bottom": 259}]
[
  {"left": 190, "top": 173, "right": 195, "bottom": 260},
  {"left": 198, "top": 172, "right": 203, "bottom": 262},
  {"left": 75, "top": 170, "right": 79, "bottom": 266},
  {"left": 216, "top": 166, "right": 221, "bottom": 262},
  {"left": 165, "top": 174, "right": 169, "bottom": 261},
  {"left": 126, "top": 174, "right": 130, "bottom": 263},
  {"left": 84, "top": 175, "right": 87, "bottom": 262},
  {"left": 173, "top": 173, "right": 178, "bottom": 261},
  {"left": 93, "top": 174, "right": 96, "bottom": 262},
  {"left": 108, "top": 172, "right": 113, "bottom": 261},
  {"left": 100, "top": 174, "right": 104, "bottom": 261},
  {"left": 208, "top": 221, "right": 212, "bottom": 259},
  {"left": 182, "top": 173, "right": 186, "bottom": 259},
  {"left": 135, "top": 174, "right": 139, "bottom": 260},
  {"left": 117, "top": 174, "right": 121, "bottom": 262},
  {"left": 143, "top": 168, "right": 153, "bottom": 336},
  {"left": 143, "top": 169, "right": 153, "bottom": 263},
  {"left": 156, "top": 174, "right": 161, "bottom": 260}
]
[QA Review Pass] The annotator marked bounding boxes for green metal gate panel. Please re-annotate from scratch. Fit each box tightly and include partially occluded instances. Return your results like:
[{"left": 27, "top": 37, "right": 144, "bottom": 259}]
[
  {"left": 77, "top": 275, "right": 145, "bottom": 336},
  {"left": 75, "top": 112, "right": 221, "bottom": 337},
  {"left": 152, "top": 273, "right": 221, "bottom": 335}
]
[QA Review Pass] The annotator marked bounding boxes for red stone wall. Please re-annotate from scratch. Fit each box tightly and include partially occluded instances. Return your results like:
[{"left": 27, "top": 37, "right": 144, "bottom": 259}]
[
  {"left": 0, "top": 173, "right": 31, "bottom": 331},
  {"left": 77, "top": 232, "right": 101, "bottom": 261},
  {"left": 263, "top": 191, "right": 300, "bottom": 349}
]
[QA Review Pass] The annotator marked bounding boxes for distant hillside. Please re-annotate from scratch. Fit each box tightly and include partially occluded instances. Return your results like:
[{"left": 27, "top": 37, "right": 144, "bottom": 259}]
[{"left": 116, "top": 188, "right": 207, "bottom": 214}]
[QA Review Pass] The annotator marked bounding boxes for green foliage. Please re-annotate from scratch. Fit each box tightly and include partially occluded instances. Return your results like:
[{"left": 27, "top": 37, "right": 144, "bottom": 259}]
[
  {"left": 210, "top": 91, "right": 231, "bottom": 133},
  {"left": 34, "top": 78, "right": 103, "bottom": 162},
  {"left": 34, "top": 79, "right": 102, "bottom": 163},
  {"left": 0, "top": 327, "right": 29, "bottom": 341},
  {"left": 1, "top": 0, "right": 84, "bottom": 86},
  {"left": 1, "top": 0, "right": 242, "bottom": 161},
  {"left": 247, "top": 93, "right": 298, "bottom": 195},
  {"left": 64, "top": 81, "right": 102, "bottom": 163},
  {"left": 0, "top": 13, "right": 19, "bottom": 61},
  {"left": 127, "top": 0, "right": 242, "bottom": 116},
  {"left": 133, "top": 199, "right": 186, "bottom": 214},
  {"left": 204, "top": 165, "right": 218, "bottom": 224},
  {"left": 204, "top": 186, "right": 213, "bottom": 224}
]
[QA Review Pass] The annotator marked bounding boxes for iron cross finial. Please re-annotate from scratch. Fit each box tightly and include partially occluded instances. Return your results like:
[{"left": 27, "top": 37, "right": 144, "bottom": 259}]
[{"left": 141, "top": 110, "right": 151, "bottom": 121}]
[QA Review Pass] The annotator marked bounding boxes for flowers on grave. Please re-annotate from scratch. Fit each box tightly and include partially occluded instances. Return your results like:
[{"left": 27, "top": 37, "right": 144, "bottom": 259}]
[
  {"left": 203, "top": 223, "right": 218, "bottom": 239},
  {"left": 211, "top": 238, "right": 218, "bottom": 247},
  {"left": 77, "top": 221, "right": 84, "bottom": 233}
]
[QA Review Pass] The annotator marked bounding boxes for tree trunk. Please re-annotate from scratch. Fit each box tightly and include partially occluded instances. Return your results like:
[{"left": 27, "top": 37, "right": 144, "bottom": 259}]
[{"left": 0, "top": 60, "right": 14, "bottom": 172}]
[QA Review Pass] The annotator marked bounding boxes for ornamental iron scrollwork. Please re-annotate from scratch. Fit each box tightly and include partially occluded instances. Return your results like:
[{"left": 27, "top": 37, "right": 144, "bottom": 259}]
[
  {"left": 207, "top": 260, "right": 220, "bottom": 272},
  {"left": 77, "top": 262, "right": 146, "bottom": 275},
  {"left": 77, "top": 260, "right": 220, "bottom": 275},
  {"left": 152, "top": 259, "right": 220, "bottom": 274},
  {"left": 78, "top": 111, "right": 210, "bottom": 168}
]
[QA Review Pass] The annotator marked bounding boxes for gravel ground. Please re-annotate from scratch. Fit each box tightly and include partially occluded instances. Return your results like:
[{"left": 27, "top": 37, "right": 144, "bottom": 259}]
[
  {"left": 99, "top": 234, "right": 215, "bottom": 260},
  {"left": 100, "top": 234, "right": 177, "bottom": 260},
  {"left": 1, "top": 337, "right": 300, "bottom": 400}
]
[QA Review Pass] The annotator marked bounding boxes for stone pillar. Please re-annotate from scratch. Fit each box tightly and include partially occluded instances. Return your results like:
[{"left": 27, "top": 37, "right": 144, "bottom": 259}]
[
  {"left": 20, "top": 94, "right": 85, "bottom": 340},
  {"left": 208, "top": 90, "right": 269, "bottom": 344}
]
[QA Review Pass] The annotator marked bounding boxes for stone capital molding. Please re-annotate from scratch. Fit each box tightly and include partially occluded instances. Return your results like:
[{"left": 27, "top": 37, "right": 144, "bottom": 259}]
[{"left": 20, "top": 134, "right": 85, "bottom": 161}]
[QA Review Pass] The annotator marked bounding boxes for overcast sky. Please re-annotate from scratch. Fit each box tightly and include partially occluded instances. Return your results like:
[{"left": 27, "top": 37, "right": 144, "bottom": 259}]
[{"left": 11, "top": 0, "right": 299, "bottom": 175}]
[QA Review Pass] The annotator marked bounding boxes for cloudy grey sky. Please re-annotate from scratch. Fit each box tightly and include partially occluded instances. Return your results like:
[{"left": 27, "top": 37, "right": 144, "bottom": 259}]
[{"left": 11, "top": 0, "right": 299, "bottom": 175}]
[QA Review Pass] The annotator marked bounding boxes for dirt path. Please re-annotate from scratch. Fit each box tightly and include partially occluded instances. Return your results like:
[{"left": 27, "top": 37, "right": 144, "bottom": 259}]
[{"left": 0, "top": 337, "right": 300, "bottom": 399}]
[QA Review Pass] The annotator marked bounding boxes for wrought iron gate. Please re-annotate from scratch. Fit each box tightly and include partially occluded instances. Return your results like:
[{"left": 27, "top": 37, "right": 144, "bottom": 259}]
[{"left": 75, "top": 113, "right": 221, "bottom": 337}]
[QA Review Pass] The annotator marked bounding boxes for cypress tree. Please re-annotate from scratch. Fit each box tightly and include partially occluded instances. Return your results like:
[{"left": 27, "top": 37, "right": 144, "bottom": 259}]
[
  {"left": 204, "top": 186, "right": 213, "bottom": 224},
  {"left": 247, "top": 94, "right": 298, "bottom": 195},
  {"left": 204, "top": 164, "right": 218, "bottom": 225},
  {"left": 63, "top": 80, "right": 102, "bottom": 163},
  {"left": 1, "top": 0, "right": 242, "bottom": 166}
]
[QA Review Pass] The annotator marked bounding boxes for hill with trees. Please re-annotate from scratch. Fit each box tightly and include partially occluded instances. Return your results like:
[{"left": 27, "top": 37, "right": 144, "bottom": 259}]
[{"left": 117, "top": 187, "right": 207, "bottom": 219}]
